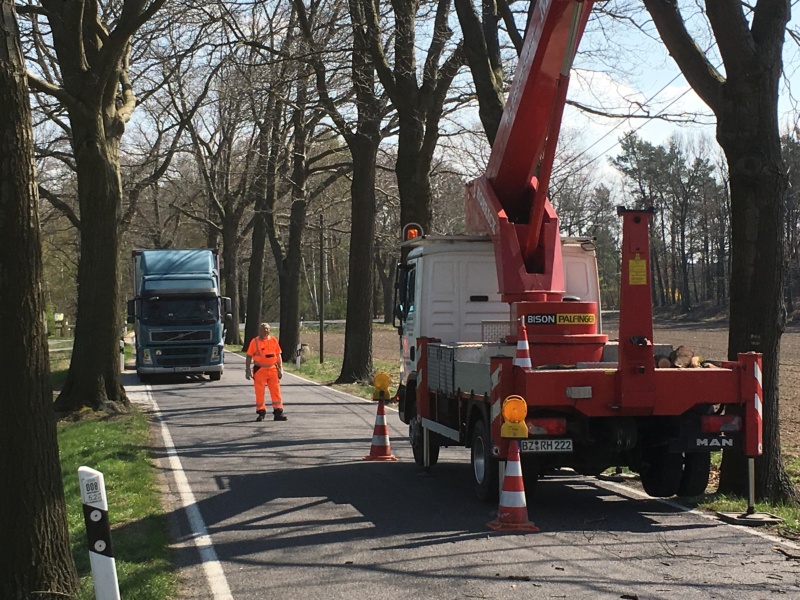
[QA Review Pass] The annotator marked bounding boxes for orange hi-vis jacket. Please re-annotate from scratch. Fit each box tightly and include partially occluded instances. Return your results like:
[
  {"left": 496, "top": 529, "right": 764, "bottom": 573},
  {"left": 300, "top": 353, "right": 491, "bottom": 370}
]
[
  {"left": 247, "top": 334, "right": 283, "bottom": 413},
  {"left": 247, "top": 335, "right": 282, "bottom": 368}
]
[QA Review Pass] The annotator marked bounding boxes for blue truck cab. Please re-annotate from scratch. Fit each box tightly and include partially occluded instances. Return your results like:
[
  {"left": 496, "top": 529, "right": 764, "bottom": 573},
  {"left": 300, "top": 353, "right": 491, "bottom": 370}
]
[{"left": 127, "top": 249, "right": 232, "bottom": 382}]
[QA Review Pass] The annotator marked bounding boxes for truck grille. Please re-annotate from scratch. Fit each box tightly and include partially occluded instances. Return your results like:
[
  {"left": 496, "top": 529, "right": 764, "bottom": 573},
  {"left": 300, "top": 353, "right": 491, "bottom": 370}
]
[
  {"left": 150, "top": 330, "right": 212, "bottom": 342},
  {"left": 155, "top": 347, "right": 208, "bottom": 367},
  {"left": 159, "top": 356, "right": 206, "bottom": 367},
  {"left": 157, "top": 347, "right": 207, "bottom": 356}
]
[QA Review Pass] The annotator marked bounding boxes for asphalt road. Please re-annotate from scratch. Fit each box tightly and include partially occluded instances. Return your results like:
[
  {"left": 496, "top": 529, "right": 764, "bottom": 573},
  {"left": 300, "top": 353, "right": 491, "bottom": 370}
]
[{"left": 125, "top": 354, "right": 800, "bottom": 600}]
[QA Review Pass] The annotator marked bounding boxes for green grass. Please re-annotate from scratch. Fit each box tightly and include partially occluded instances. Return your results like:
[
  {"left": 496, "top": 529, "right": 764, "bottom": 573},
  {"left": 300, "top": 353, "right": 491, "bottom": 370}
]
[
  {"left": 50, "top": 347, "right": 72, "bottom": 391},
  {"left": 52, "top": 340, "right": 178, "bottom": 599},
  {"left": 58, "top": 410, "right": 177, "bottom": 600},
  {"left": 287, "top": 358, "right": 398, "bottom": 401}
]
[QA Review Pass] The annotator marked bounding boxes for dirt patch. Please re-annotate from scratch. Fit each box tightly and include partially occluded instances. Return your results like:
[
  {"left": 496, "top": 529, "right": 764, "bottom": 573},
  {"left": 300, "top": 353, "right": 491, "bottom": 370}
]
[{"left": 301, "top": 319, "right": 800, "bottom": 462}]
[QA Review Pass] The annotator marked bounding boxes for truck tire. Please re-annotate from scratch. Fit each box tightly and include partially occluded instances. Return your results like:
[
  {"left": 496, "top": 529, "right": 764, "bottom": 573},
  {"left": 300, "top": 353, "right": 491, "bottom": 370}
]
[
  {"left": 677, "top": 452, "right": 711, "bottom": 497},
  {"left": 410, "top": 418, "right": 439, "bottom": 467},
  {"left": 209, "top": 371, "right": 221, "bottom": 381},
  {"left": 471, "top": 419, "right": 499, "bottom": 502},
  {"left": 400, "top": 378, "right": 417, "bottom": 424},
  {"left": 640, "top": 446, "right": 683, "bottom": 498}
]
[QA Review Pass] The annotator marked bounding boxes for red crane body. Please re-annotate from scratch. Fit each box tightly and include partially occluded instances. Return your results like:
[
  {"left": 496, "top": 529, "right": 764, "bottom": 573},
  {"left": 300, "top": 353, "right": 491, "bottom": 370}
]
[{"left": 394, "top": 0, "right": 762, "bottom": 505}]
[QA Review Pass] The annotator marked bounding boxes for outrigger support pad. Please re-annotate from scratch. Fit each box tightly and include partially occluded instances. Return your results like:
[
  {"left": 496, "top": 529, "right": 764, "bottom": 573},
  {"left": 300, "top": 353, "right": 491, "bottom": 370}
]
[{"left": 716, "top": 458, "right": 782, "bottom": 526}]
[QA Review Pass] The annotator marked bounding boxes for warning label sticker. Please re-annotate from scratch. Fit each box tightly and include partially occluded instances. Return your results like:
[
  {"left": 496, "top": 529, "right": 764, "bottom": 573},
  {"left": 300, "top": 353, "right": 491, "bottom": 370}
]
[{"left": 629, "top": 255, "right": 647, "bottom": 285}]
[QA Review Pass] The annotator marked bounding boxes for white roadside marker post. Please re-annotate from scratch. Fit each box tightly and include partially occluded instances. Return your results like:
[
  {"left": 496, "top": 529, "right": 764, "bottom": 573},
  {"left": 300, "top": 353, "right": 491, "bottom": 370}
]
[{"left": 78, "top": 467, "right": 121, "bottom": 600}]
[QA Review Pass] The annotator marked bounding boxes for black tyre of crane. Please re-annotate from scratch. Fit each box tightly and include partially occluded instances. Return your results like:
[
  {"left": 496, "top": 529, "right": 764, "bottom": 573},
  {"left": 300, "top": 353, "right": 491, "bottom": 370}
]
[
  {"left": 410, "top": 416, "right": 440, "bottom": 467},
  {"left": 640, "top": 445, "right": 683, "bottom": 498},
  {"left": 677, "top": 452, "right": 711, "bottom": 497},
  {"left": 471, "top": 418, "right": 499, "bottom": 502}
]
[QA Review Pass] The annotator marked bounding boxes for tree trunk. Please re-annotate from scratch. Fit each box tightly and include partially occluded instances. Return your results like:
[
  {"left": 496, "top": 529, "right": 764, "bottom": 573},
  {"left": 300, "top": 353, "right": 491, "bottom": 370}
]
[
  {"left": 453, "top": 0, "right": 505, "bottom": 144},
  {"left": 375, "top": 245, "right": 396, "bottom": 324},
  {"left": 243, "top": 136, "right": 270, "bottom": 350},
  {"left": 278, "top": 198, "right": 307, "bottom": 364},
  {"left": 0, "top": 2, "right": 79, "bottom": 593},
  {"left": 277, "top": 81, "right": 311, "bottom": 363},
  {"left": 54, "top": 118, "right": 128, "bottom": 412},
  {"left": 396, "top": 118, "right": 434, "bottom": 232},
  {"left": 337, "top": 137, "right": 378, "bottom": 383},
  {"left": 716, "top": 82, "right": 797, "bottom": 503},
  {"left": 222, "top": 218, "right": 241, "bottom": 346},
  {"left": 718, "top": 137, "right": 795, "bottom": 502}
]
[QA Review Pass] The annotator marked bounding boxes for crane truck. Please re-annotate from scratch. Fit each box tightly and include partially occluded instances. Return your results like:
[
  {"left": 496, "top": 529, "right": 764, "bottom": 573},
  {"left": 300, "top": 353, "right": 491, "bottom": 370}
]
[
  {"left": 392, "top": 0, "right": 763, "bottom": 501},
  {"left": 127, "top": 249, "right": 232, "bottom": 383}
]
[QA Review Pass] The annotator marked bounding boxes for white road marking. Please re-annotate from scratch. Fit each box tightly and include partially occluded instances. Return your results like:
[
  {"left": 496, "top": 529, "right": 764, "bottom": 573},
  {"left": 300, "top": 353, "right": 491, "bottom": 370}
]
[{"left": 129, "top": 385, "right": 234, "bottom": 600}]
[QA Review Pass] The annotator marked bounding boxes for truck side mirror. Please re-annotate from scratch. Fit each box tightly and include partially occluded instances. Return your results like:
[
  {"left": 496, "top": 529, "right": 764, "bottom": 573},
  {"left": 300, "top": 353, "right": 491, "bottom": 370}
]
[
  {"left": 225, "top": 313, "right": 233, "bottom": 324},
  {"left": 127, "top": 299, "right": 136, "bottom": 323},
  {"left": 221, "top": 297, "right": 232, "bottom": 315}
]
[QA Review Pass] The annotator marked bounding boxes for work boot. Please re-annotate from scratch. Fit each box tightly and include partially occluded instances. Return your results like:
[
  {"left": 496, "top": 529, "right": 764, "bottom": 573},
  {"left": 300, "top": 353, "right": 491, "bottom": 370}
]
[
  {"left": 256, "top": 410, "right": 266, "bottom": 422},
  {"left": 273, "top": 409, "right": 288, "bottom": 421}
]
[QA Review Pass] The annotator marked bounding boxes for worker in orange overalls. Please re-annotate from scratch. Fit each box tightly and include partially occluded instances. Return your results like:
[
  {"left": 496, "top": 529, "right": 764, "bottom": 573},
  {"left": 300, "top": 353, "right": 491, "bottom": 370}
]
[{"left": 245, "top": 323, "right": 287, "bottom": 421}]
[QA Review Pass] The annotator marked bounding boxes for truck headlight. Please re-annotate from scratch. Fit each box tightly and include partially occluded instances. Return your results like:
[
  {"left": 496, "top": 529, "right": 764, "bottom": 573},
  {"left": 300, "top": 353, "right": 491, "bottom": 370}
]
[
  {"left": 211, "top": 346, "right": 219, "bottom": 360},
  {"left": 143, "top": 349, "right": 153, "bottom": 365}
]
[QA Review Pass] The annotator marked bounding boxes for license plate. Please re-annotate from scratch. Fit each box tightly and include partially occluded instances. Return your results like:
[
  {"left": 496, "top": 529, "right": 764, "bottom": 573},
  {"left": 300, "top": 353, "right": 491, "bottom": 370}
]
[
  {"left": 520, "top": 439, "right": 573, "bottom": 453},
  {"left": 174, "top": 367, "right": 192, "bottom": 372}
]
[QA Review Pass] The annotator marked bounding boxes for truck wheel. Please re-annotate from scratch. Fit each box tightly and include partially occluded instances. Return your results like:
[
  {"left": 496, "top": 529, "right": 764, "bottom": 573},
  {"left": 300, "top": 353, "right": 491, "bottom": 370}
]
[
  {"left": 400, "top": 378, "right": 417, "bottom": 424},
  {"left": 410, "top": 418, "right": 439, "bottom": 467},
  {"left": 677, "top": 452, "right": 711, "bottom": 497},
  {"left": 640, "top": 446, "right": 683, "bottom": 498},
  {"left": 471, "top": 419, "right": 499, "bottom": 502},
  {"left": 209, "top": 372, "right": 221, "bottom": 381}
]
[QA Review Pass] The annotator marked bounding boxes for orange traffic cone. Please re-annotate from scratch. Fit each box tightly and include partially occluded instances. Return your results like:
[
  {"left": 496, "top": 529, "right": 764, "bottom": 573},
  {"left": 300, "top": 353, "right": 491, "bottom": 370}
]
[
  {"left": 513, "top": 319, "right": 532, "bottom": 370},
  {"left": 487, "top": 440, "right": 539, "bottom": 532},
  {"left": 364, "top": 400, "right": 398, "bottom": 461}
]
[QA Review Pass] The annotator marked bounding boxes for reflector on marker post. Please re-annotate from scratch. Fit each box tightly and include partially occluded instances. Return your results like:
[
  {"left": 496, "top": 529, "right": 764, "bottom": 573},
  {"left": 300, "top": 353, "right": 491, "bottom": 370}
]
[{"left": 78, "top": 466, "right": 121, "bottom": 600}]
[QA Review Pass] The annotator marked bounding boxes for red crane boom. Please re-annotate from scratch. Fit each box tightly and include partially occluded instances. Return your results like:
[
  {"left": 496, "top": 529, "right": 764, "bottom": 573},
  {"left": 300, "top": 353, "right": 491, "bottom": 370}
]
[{"left": 465, "top": 0, "right": 593, "bottom": 302}]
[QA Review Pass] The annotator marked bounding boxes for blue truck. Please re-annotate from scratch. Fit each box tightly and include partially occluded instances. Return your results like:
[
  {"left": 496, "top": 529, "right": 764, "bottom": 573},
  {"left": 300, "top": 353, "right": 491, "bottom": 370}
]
[{"left": 126, "top": 249, "right": 231, "bottom": 382}]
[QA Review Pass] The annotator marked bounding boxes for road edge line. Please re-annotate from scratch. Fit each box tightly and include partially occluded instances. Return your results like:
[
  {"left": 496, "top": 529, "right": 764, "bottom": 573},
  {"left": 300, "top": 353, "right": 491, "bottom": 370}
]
[{"left": 130, "top": 384, "right": 234, "bottom": 600}]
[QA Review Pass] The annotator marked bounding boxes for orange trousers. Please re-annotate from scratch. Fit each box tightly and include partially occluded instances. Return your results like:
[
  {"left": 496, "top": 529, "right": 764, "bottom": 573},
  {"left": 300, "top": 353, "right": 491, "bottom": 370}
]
[{"left": 253, "top": 366, "right": 283, "bottom": 412}]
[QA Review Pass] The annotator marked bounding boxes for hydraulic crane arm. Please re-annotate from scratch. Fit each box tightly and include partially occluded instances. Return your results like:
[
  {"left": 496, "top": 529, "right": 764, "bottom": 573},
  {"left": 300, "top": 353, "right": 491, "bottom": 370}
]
[{"left": 465, "top": 0, "right": 593, "bottom": 301}]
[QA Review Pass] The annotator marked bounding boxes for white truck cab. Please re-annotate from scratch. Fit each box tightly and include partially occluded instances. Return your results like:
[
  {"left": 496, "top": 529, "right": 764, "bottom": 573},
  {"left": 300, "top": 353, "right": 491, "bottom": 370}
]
[{"left": 394, "top": 235, "right": 602, "bottom": 415}]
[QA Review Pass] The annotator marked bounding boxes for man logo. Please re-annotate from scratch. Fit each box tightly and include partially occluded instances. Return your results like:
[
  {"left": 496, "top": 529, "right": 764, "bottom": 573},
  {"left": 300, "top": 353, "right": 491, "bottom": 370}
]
[{"left": 695, "top": 438, "right": 734, "bottom": 448}]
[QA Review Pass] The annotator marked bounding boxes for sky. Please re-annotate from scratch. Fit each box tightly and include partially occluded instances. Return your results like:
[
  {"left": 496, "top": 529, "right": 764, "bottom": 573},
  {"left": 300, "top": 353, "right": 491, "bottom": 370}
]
[{"left": 559, "top": 4, "right": 800, "bottom": 181}]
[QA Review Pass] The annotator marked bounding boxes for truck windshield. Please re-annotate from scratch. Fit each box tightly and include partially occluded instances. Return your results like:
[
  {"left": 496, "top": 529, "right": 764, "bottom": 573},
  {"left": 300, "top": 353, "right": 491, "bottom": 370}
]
[{"left": 141, "top": 297, "right": 219, "bottom": 325}]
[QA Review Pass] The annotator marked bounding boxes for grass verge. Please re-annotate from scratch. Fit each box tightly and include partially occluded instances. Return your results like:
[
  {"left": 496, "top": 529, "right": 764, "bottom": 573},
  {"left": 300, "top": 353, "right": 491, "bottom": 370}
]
[{"left": 53, "top": 359, "right": 178, "bottom": 599}]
